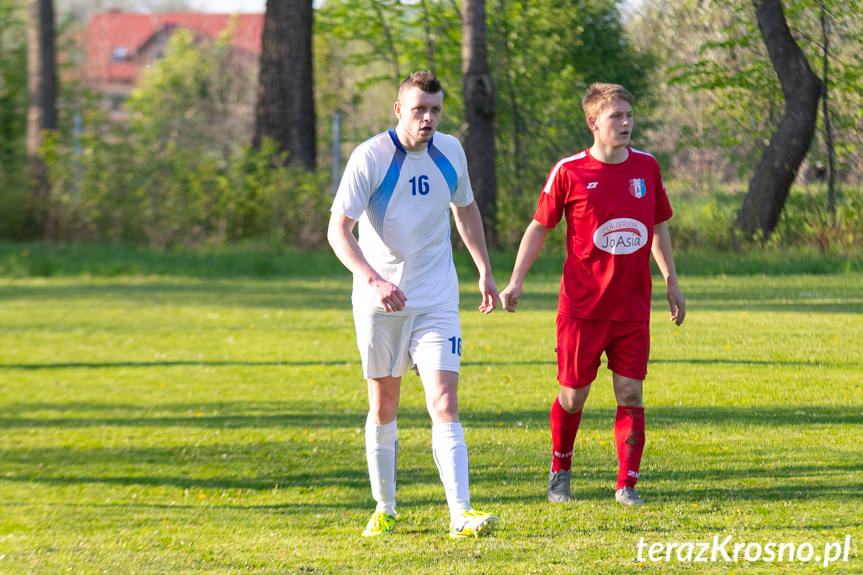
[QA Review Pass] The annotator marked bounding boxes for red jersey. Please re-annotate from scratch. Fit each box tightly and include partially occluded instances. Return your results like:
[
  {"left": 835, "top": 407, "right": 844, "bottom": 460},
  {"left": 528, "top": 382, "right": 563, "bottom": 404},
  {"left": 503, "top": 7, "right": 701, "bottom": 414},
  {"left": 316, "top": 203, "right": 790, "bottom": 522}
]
[{"left": 534, "top": 147, "right": 673, "bottom": 321}]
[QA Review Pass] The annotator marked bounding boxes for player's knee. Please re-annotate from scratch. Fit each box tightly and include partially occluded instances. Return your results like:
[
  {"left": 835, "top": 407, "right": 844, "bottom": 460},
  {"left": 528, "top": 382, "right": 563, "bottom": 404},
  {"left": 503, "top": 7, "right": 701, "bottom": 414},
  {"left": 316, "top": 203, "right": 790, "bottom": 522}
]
[
  {"left": 427, "top": 394, "right": 458, "bottom": 421},
  {"left": 559, "top": 387, "right": 588, "bottom": 413},
  {"left": 617, "top": 390, "right": 642, "bottom": 407},
  {"left": 369, "top": 403, "right": 398, "bottom": 424},
  {"left": 560, "top": 396, "right": 587, "bottom": 413}
]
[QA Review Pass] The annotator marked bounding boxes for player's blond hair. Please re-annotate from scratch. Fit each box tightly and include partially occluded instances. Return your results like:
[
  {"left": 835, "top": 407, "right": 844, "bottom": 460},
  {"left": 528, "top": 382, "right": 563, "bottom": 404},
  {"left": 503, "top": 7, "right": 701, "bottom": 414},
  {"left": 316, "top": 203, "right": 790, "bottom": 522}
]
[{"left": 582, "top": 83, "right": 633, "bottom": 123}]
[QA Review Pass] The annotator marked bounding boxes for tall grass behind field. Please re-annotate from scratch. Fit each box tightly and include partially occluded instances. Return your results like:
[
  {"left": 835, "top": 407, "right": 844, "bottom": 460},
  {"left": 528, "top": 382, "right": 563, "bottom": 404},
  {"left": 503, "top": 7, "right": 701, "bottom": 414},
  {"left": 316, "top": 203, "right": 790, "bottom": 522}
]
[
  {"left": 0, "top": 250, "right": 861, "bottom": 573},
  {"left": 1, "top": 240, "right": 860, "bottom": 280}
]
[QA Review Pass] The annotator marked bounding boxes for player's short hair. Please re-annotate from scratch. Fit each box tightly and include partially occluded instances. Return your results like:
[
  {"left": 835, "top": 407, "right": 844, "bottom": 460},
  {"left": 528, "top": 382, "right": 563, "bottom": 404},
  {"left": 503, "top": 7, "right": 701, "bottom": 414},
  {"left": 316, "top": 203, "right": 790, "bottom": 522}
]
[
  {"left": 582, "top": 83, "right": 633, "bottom": 122},
  {"left": 399, "top": 71, "right": 443, "bottom": 99}
]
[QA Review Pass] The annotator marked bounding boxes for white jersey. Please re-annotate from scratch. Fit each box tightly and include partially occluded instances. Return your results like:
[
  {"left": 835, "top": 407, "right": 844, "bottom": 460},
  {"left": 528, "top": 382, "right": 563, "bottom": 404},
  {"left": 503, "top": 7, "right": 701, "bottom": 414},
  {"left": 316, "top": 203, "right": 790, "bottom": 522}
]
[{"left": 331, "top": 129, "right": 474, "bottom": 314}]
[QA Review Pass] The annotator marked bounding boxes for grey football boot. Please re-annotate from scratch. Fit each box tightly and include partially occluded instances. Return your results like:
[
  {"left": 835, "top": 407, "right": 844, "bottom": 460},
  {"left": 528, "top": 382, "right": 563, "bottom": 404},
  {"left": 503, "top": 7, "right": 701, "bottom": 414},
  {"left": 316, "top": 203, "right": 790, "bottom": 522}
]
[
  {"left": 615, "top": 487, "right": 645, "bottom": 506},
  {"left": 546, "top": 468, "right": 573, "bottom": 502}
]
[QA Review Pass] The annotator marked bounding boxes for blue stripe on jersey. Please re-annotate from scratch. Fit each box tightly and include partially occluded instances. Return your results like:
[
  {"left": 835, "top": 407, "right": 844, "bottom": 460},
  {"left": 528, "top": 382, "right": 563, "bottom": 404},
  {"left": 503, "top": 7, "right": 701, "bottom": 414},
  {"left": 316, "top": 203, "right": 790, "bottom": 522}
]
[
  {"left": 367, "top": 139, "right": 406, "bottom": 236},
  {"left": 427, "top": 138, "right": 458, "bottom": 199},
  {"left": 388, "top": 129, "right": 405, "bottom": 153}
]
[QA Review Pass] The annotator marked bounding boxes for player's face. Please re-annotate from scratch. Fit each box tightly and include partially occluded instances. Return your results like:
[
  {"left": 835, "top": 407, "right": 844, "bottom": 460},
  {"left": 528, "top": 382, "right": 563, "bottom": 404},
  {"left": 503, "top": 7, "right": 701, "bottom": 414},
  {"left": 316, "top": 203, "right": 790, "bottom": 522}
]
[
  {"left": 394, "top": 87, "right": 443, "bottom": 151},
  {"left": 592, "top": 99, "right": 633, "bottom": 149}
]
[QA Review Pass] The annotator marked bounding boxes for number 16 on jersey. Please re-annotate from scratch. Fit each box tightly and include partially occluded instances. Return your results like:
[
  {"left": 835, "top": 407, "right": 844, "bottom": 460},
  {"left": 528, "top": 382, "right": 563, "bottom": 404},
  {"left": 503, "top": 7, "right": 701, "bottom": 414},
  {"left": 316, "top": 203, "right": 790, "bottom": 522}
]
[{"left": 410, "top": 175, "right": 430, "bottom": 196}]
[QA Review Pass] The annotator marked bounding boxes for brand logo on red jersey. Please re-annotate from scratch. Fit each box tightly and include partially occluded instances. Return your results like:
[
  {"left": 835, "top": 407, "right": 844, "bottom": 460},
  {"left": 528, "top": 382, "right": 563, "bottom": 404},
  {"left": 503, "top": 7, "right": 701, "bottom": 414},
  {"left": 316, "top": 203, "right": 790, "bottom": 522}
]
[
  {"left": 593, "top": 218, "right": 648, "bottom": 255},
  {"left": 629, "top": 178, "right": 646, "bottom": 198}
]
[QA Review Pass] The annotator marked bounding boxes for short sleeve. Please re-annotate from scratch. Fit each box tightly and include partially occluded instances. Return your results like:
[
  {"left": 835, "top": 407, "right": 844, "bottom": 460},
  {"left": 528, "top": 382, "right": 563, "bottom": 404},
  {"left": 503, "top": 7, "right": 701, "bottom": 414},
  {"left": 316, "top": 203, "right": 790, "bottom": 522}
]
[
  {"left": 533, "top": 161, "right": 568, "bottom": 229},
  {"left": 653, "top": 160, "right": 673, "bottom": 224},
  {"left": 450, "top": 142, "right": 475, "bottom": 208},
  {"left": 331, "top": 147, "right": 374, "bottom": 220}
]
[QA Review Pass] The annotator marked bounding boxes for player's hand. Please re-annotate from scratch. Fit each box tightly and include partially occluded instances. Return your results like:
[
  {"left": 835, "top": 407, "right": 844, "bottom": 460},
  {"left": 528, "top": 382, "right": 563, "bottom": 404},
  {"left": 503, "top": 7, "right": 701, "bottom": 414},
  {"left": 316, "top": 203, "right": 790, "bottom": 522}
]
[
  {"left": 372, "top": 279, "right": 407, "bottom": 313},
  {"left": 499, "top": 283, "right": 521, "bottom": 312},
  {"left": 666, "top": 283, "right": 685, "bottom": 326},
  {"left": 478, "top": 274, "right": 498, "bottom": 314}
]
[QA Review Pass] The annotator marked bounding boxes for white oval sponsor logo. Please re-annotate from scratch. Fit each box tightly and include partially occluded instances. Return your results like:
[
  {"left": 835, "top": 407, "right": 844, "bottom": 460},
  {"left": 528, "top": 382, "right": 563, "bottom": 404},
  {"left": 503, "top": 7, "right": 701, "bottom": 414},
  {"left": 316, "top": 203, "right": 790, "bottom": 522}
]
[{"left": 593, "top": 218, "right": 648, "bottom": 254}]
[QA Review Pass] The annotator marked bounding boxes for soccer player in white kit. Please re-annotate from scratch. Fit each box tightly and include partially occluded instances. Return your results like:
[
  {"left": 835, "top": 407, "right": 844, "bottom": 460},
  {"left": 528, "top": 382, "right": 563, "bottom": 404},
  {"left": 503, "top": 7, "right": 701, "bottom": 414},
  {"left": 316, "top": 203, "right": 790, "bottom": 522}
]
[{"left": 327, "top": 71, "right": 500, "bottom": 539}]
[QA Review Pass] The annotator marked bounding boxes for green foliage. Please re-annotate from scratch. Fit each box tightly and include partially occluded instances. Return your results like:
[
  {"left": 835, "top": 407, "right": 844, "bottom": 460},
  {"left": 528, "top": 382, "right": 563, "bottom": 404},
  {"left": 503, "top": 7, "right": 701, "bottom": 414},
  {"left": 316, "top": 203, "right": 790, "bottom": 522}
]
[
  {"left": 631, "top": 0, "right": 784, "bottom": 182},
  {"left": 769, "top": 184, "right": 863, "bottom": 253},
  {"left": 633, "top": 0, "right": 863, "bottom": 186},
  {"left": 315, "top": 0, "right": 465, "bottom": 144},
  {"left": 8, "top": 0, "right": 862, "bottom": 255},
  {"left": 488, "top": 0, "right": 654, "bottom": 246},
  {"left": 1, "top": 266, "right": 862, "bottom": 573},
  {"left": 319, "top": 0, "right": 654, "bottom": 248},
  {"left": 0, "top": 242, "right": 345, "bottom": 278},
  {"left": 40, "top": 28, "right": 331, "bottom": 250},
  {"left": 662, "top": 180, "right": 863, "bottom": 255},
  {"left": 43, "top": 128, "right": 330, "bottom": 249},
  {"left": 0, "top": 1, "right": 32, "bottom": 238}
]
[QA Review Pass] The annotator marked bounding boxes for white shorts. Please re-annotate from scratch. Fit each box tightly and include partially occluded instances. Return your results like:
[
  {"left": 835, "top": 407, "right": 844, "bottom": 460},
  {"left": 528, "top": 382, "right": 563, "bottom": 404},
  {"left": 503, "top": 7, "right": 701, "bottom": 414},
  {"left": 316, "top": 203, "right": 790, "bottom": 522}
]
[{"left": 352, "top": 307, "right": 462, "bottom": 379}]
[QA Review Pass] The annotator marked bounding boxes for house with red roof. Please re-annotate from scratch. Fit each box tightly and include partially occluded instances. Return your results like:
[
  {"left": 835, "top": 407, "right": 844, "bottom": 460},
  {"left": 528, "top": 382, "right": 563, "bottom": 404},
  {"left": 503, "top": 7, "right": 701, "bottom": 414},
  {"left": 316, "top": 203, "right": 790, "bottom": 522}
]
[{"left": 82, "top": 10, "right": 263, "bottom": 115}]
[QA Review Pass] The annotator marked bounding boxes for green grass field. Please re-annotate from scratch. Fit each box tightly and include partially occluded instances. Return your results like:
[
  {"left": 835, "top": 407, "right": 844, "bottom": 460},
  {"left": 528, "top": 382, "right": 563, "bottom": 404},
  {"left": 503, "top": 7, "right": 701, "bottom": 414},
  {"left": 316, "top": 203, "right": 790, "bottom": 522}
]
[{"left": 1, "top": 246, "right": 861, "bottom": 574}]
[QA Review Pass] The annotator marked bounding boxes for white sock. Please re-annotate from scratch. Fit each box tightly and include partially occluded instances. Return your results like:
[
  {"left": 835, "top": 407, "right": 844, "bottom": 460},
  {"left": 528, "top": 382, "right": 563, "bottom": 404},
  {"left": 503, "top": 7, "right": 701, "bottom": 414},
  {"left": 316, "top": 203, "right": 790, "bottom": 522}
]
[
  {"left": 431, "top": 421, "right": 471, "bottom": 524},
  {"left": 365, "top": 413, "right": 397, "bottom": 516}
]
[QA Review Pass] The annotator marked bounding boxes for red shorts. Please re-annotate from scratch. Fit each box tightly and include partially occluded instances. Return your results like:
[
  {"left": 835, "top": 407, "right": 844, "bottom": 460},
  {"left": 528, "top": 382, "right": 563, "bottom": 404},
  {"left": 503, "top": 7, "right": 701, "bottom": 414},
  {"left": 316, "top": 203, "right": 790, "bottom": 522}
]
[{"left": 556, "top": 315, "right": 650, "bottom": 388}]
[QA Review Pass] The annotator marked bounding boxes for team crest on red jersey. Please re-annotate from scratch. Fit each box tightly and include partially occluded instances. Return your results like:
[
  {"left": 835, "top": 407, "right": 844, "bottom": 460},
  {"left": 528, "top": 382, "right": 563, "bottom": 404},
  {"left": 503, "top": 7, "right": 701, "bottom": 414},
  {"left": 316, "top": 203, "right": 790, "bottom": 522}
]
[{"left": 629, "top": 178, "right": 646, "bottom": 199}]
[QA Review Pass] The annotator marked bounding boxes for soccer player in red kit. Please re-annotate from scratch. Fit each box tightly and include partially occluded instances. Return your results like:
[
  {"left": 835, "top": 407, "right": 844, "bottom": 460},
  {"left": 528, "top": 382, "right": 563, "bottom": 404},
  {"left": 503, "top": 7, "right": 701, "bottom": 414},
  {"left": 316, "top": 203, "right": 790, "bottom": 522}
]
[{"left": 499, "top": 83, "right": 685, "bottom": 505}]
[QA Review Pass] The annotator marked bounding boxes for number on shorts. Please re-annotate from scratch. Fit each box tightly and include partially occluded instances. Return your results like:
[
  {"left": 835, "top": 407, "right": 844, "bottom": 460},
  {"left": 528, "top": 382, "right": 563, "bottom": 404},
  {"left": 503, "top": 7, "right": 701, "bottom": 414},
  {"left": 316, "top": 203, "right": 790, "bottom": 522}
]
[{"left": 448, "top": 336, "right": 462, "bottom": 356}]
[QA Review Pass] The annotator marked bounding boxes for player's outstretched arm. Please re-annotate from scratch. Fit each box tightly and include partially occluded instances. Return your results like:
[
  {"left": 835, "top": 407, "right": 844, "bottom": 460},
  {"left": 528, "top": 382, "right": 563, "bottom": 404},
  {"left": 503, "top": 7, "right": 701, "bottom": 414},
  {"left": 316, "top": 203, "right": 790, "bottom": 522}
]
[
  {"left": 327, "top": 212, "right": 407, "bottom": 312},
  {"left": 451, "top": 201, "right": 498, "bottom": 314},
  {"left": 651, "top": 221, "right": 685, "bottom": 326},
  {"left": 500, "top": 220, "right": 549, "bottom": 312}
]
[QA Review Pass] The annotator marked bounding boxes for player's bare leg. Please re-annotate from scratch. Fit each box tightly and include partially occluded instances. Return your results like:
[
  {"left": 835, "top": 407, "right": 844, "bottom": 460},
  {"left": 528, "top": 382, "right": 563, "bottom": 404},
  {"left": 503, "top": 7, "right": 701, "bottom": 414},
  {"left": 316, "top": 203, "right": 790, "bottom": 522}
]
[
  {"left": 362, "top": 376, "right": 401, "bottom": 536},
  {"left": 419, "top": 369, "right": 498, "bottom": 538},
  {"left": 612, "top": 373, "right": 646, "bottom": 505},
  {"left": 559, "top": 385, "right": 591, "bottom": 413},
  {"left": 368, "top": 375, "right": 401, "bottom": 424},
  {"left": 419, "top": 368, "right": 459, "bottom": 424},
  {"left": 611, "top": 373, "right": 643, "bottom": 408}
]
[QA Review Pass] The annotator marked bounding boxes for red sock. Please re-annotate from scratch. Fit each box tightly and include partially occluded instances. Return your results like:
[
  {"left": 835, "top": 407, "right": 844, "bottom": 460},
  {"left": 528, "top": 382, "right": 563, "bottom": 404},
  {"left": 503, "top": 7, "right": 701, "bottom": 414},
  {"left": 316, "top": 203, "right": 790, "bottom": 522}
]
[
  {"left": 550, "top": 397, "right": 582, "bottom": 472},
  {"left": 615, "top": 406, "right": 645, "bottom": 489}
]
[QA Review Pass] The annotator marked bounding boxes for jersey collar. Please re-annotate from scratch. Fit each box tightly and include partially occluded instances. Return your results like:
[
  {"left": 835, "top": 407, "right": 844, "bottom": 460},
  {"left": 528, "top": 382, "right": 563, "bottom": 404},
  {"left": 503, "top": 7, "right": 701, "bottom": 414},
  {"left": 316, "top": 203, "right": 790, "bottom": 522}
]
[{"left": 388, "top": 129, "right": 432, "bottom": 153}]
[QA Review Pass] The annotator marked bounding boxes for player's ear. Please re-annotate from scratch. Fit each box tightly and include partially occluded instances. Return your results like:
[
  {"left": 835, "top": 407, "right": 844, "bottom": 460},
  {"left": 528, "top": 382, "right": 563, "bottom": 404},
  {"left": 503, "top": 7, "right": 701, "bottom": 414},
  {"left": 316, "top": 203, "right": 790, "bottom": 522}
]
[
  {"left": 586, "top": 115, "right": 597, "bottom": 132},
  {"left": 393, "top": 100, "right": 401, "bottom": 120}
]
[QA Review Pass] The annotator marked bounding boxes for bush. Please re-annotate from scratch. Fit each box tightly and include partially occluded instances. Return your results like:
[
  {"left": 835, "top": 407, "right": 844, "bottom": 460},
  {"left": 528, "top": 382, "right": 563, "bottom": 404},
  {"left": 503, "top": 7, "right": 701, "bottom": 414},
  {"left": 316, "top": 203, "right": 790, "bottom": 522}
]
[
  {"left": 769, "top": 185, "right": 863, "bottom": 253},
  {"left": 43, "top": 127, "right": 331, "bottom": 249},
  {"left": 39, "top": 28, "right": 332, "bottom": 250}
]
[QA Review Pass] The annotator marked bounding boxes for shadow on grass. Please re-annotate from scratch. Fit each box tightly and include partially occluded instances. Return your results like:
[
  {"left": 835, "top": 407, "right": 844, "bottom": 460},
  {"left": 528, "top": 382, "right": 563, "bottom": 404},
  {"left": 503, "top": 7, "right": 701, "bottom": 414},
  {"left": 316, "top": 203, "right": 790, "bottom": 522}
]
[
  {"left": 2, "top": 356, "right": 859, "bottom": 371},
  {"left": 2, "top": 443, "right": 859, "bottom": 506},
  {"left": 0, "top": 360, "right": 358, "bottom": 370},
  {"left": 0, "top": 469, "right": 369, "bottom": 495},
  {"left": 0, "top": 280, "right": 352, "bottom": 311},
  {"left": 4, "top": 275, "right": 862, "bottom": 315},
  {"left": 2, "top": 402, "right": 860, "bottom": 506},
  {"left": 0, "top": 403, "right": 859, "bottom": 430},
  {"left": 510, "top": 289, "right": 863, "bottom": 314}
]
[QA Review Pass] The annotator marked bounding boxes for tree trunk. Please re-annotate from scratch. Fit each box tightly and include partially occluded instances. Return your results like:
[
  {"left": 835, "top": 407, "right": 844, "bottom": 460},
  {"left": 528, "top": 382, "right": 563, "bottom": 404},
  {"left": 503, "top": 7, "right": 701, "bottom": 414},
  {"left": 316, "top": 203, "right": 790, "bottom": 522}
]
[
  {"left": 736, "top": 0, "right": 821, "bottom": 238},
  {"left": 27, "top": 0, "right": 57, "bottom": 238},
  {"left": 420, "top": 0, "right": 436, "bottom": 74},
  {"left": 253, "top": 0, "right": 316, "bottom": 170},
  {"left": 493, "top": 0, "right": 526, "bottom": 195},
  {"left": 370, "top": 0, "right": 400, "bottom": 83},
  {"left": 462, "top": 0, "right": 496, "bottom": 246},
  {"left": 820, "top": 0, "right": 836, "bottom": 214}
]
